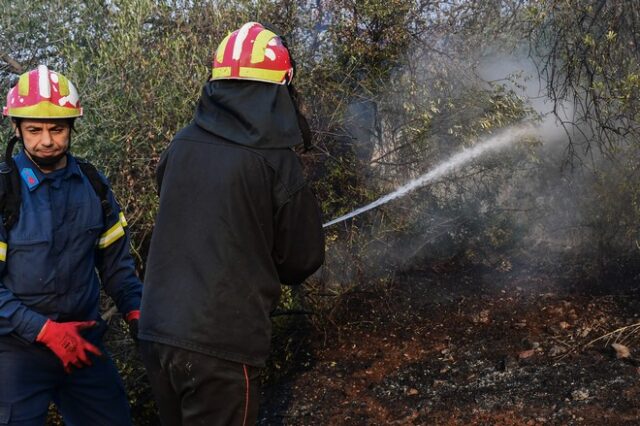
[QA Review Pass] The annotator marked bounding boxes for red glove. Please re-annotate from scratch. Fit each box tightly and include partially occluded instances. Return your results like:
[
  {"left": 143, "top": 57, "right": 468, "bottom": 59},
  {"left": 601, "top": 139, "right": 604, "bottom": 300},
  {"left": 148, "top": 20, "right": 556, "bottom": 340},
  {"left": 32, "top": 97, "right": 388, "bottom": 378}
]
[
  {"left": 125, "top": 310, "right": 140, "bottom": 322},
  {"left": 36, "top": 319, "right": 103, "bottom": 373},
  {"left": 125, "top": 310, "right": 140, "bottom": 342}
]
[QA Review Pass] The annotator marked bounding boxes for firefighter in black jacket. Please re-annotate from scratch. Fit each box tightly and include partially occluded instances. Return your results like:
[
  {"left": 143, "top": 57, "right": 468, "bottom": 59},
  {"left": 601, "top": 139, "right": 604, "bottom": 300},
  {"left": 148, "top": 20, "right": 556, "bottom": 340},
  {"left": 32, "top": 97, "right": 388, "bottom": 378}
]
[{"left": 138, "top": 22, "right": 325, "bottom": 425}]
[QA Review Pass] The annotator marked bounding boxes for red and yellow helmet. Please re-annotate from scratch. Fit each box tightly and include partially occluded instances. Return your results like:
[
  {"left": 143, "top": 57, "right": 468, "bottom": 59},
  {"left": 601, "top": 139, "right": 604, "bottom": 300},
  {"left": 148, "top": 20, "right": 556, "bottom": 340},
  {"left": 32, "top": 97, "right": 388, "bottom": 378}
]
[
  {"left": 212, "top": 22, "right": 293, "bottom": 85},
  {"left": 3, "top": 65, "right": 83, "bottom": 119}
]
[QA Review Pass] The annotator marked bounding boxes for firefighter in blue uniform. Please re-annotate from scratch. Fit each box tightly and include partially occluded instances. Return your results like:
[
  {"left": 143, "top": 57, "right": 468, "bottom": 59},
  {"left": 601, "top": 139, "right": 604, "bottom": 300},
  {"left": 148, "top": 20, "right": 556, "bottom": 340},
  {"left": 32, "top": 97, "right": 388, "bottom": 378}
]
[{"left": 0, "top": 65, "right": 141, "bottom": 425}]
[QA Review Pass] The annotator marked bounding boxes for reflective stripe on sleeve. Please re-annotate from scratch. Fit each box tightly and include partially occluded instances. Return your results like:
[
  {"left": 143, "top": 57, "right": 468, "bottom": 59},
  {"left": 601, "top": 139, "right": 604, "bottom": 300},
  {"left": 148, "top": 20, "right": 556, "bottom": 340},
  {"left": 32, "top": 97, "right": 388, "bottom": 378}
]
[
  {"left": 98, "top": 222, "right": 125, "bottom": 249},
  {"left": 119, "top": 212, "right": 128, "bottom": 227},
  {"left": 0, "top": 241, "right": 6, "bottom": 262}
]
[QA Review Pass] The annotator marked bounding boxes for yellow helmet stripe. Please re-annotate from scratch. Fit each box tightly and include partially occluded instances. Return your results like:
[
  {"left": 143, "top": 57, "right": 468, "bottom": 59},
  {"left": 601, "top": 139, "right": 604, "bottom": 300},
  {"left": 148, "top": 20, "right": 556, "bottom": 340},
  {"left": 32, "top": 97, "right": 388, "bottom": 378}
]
[
  {"left": 7, "top": 102, "right": 83, "bottom": 118},
  {"left": 58, "top": 74, "right": 70, "bottom": 96},
  {"left": 216, "top": 33, "right": 233, "bottom": 64},
  {"left": 239, "top": 67, "right": 287, "bottom": 84},
  {"left": 251, "top": 30, "right": 277, "bottom": 64},
  {"left": 18, "top": 73, "right": 30, "bottom": 97},
  {"left": 212, "top": 67, "right": 232, "bottom": 80}
]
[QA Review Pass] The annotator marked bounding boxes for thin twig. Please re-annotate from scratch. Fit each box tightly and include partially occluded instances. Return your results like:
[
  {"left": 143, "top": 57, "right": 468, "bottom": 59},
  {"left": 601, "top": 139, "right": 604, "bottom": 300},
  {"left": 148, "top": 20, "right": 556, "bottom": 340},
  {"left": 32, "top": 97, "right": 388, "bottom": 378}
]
[{"left": 585, "top": 322, "right": 640, "bottom": 348}]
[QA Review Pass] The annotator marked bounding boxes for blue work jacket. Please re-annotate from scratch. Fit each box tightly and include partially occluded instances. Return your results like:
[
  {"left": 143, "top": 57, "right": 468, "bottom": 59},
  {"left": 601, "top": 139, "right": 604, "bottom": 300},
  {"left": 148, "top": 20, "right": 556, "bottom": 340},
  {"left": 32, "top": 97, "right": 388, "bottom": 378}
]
[{"left": 0, "top": 151, "right": 142, "bottom": 343}]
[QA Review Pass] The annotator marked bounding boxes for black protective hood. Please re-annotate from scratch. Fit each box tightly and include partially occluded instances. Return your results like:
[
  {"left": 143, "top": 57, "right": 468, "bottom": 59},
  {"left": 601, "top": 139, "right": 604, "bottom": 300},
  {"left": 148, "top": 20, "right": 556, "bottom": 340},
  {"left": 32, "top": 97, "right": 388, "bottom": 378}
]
[{"left": 194, "top": 80, "right": 303, "bottom": 149}]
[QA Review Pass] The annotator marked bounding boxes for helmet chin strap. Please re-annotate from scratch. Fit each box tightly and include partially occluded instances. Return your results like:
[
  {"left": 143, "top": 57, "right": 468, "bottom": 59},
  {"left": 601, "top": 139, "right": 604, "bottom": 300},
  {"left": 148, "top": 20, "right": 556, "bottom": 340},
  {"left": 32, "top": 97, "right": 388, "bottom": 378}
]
[
  {"left": 28, "top": 151, "right": 68, "bottom": 168},
  {"left": 4, "top": 134, "right": 20, "bottom": 165}
]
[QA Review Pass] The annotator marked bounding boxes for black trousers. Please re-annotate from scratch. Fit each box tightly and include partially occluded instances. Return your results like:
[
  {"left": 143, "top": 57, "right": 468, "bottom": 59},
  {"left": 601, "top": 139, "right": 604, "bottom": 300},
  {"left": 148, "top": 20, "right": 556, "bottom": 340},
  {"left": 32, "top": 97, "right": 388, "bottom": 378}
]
[{"left": 139, "top": 340, "right": 260, "bottom": 426}]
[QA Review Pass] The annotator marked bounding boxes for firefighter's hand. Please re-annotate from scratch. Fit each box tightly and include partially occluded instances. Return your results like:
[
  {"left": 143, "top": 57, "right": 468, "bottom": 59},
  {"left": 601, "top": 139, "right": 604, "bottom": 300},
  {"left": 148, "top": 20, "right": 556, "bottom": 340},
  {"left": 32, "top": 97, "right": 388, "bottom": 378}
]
[
  {"left": 125, "top": 310, "right": 140, "bottom": 343},
  {"left": 36, "top": 319, "right": 102, "bottom": 373}
]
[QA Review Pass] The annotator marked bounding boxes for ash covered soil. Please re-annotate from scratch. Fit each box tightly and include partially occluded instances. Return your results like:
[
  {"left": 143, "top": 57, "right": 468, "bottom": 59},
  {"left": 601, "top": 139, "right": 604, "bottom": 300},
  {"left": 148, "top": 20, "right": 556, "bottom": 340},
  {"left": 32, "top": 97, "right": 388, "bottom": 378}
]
[{"left": 258, "top": 261, "right": 640, "bottom": 425}]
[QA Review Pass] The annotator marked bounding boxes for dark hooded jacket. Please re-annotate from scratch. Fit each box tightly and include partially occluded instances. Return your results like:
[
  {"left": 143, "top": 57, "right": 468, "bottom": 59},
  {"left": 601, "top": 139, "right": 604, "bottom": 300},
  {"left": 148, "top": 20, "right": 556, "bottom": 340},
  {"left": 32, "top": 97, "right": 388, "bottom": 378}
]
[{"left": 138, "top": 80, "right": 325, "bottom": 366}]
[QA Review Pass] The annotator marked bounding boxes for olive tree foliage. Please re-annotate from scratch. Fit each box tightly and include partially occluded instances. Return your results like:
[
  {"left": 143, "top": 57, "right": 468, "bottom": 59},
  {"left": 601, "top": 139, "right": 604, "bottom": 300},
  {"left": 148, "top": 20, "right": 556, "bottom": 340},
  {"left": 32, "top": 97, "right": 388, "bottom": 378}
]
[
  {"left": 526, "top": 0, "right": 640, "bottom": 153},
  {"left": 289, "top": 1, "right": 640, "bottom": 304},
  {"left": 0, "top": 0, "right": 70, "bottom": 76},
  {"left": 295, "top": 1, "right": 539, "bottom": 292},
  {"left": 518, "top": 0, "right": 640, "bottom": 274}
]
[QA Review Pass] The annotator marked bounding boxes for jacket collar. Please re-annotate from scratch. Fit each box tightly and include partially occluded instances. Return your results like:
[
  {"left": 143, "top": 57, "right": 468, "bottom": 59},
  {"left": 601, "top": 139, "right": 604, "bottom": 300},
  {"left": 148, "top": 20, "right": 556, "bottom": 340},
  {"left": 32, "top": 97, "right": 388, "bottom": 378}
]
[{"left": 14, "top": 150, "right": 81, "bottom": 192}]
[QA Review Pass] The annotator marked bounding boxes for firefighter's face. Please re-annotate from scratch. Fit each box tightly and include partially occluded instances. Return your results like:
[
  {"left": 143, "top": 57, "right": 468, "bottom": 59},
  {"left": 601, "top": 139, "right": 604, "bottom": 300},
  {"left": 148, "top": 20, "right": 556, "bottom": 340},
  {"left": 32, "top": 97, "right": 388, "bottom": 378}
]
[{"left": 14, "top": 119, "right": 71, "bottom": 171}]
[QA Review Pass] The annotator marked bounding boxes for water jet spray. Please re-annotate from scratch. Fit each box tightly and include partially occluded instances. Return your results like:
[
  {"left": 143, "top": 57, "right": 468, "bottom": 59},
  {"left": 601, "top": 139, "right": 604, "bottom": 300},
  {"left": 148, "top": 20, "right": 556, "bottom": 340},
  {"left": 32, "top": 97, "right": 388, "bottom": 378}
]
[{"left": 323, "top": 123, "right": 536, "bottom": 228}]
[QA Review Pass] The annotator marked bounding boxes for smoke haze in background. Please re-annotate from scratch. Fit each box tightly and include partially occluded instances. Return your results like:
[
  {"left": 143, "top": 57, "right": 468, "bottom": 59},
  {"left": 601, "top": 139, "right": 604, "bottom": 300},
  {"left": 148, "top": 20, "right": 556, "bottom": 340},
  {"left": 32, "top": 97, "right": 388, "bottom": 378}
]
[
  {"left": 477, "top": 53, "right": 633, "bottom": 260},
  {"left": 319, "top": 45, "right": 637, "bottom": 289}
]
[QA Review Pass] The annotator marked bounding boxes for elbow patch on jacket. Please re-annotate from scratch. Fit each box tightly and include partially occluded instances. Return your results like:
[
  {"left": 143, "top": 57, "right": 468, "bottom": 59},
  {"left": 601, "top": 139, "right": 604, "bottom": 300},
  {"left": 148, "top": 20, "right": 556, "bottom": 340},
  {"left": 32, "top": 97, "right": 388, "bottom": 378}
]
[
  {"left": 98, "top": 213, "right": 128, "bottom": 249},
  {"left": 0, "top": 241, "right": 6, "bottom": 262}
]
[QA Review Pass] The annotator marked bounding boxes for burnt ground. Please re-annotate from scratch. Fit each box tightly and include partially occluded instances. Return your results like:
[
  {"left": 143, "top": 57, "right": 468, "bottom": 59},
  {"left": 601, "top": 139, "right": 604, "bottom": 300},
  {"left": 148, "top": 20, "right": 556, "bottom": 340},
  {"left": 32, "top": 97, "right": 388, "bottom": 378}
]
[{"left": 258, "top": 260, "right": 640, "bottom": 425}]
